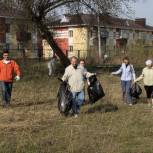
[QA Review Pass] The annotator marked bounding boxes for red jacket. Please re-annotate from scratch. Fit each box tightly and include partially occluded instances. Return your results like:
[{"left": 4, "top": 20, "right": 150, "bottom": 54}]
[{"left": 0, "top": 60, "right": 21, "bottom": 82}]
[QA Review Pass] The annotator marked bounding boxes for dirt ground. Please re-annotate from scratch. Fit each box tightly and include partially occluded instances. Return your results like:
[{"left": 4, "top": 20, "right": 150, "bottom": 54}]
[{"left": 0, "top": 60, "right": 153, "bottom": 153}]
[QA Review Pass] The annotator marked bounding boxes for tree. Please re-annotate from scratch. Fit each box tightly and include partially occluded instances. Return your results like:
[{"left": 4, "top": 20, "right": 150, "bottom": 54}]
[{"left": 1, "top": 0, "right": 137, "bottom": 67}]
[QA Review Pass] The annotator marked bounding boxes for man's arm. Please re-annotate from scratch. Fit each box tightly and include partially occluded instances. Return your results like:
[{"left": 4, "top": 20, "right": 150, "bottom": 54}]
[
  {"left": 81, "top": 67, "right": 91, "bottom": 79},
  {"left": 85, "top": 72, "right": 95, "bottom": 78},
  {"left": 13, "top": 61, "right": 21, "bottom": 80},
  {"left": 62, "top": 68, "right": 69, "bottom": 82}
]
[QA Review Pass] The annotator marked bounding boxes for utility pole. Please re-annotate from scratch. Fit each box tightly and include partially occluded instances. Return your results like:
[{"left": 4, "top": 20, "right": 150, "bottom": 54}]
[{"left": 97, "top": 13, "right": 102, "bottom": 63}]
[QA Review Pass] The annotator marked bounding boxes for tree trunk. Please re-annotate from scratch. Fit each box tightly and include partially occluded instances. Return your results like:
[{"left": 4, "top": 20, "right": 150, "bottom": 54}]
[
  {"left": 19, "top": 42, "right": 26, "bottom": 65},
  {"left": 36, "top": 20, "right": 70, "bottom": 68}
]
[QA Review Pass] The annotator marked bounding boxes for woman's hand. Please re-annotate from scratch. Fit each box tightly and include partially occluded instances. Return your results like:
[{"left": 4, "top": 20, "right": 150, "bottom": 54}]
[{"left": 111, "top": 72, "right": 114, "bottom": 76}]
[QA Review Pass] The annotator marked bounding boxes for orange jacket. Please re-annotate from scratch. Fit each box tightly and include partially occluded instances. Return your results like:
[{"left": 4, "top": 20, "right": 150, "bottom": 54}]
[{"left": 0, "top": 60, "right": 21, "bottom": 82}]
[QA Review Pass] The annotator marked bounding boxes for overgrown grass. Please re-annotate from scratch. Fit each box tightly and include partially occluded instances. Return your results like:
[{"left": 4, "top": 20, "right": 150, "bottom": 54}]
[
  {"left": 106, "top": 44, "right": 153, "bottom": 66},
  {"left": 0, "top": 60, "right": 153, "bottom": 153}
]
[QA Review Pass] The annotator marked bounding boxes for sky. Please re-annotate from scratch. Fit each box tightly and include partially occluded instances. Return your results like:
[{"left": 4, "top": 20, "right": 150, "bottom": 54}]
[{"left": 132, "top": 0, "right": 153, "bottom": 26}]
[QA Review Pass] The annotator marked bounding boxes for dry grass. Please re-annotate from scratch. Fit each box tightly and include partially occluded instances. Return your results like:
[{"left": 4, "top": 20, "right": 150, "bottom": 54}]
[{"left": 0, "top": 60, "right": 153, "bottom": 153}]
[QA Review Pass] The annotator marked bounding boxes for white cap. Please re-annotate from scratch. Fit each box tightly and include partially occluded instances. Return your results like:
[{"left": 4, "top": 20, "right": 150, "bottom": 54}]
[{"left": 145, "top": 60, "right": 152, "bottom": 66}]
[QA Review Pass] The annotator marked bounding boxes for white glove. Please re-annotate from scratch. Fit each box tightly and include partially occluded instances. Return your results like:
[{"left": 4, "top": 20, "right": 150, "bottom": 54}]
[
  {"left": 15, "top": 76, "right": 20, "bottom": 81},
  {"left": 86, "top": 73, "right": 96, "bottom": 78},
  {"left": 133, "top": 79, "right": 137, "bottom": 83}
]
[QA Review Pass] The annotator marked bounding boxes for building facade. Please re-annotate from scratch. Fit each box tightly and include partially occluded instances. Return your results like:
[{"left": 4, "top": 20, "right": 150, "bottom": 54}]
[
  {"left": 0, "top": 3, "right": 41, "bottom": 58},
  {"left": 43, "top": 26, "right": 89, "bottom": 58},
  {"left": 43, "top": 14, "right": 153, "bottom": 60}
]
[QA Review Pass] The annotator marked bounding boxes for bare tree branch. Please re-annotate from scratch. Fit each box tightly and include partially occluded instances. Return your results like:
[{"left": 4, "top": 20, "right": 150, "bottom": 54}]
[{"left": 0, "top": 0, "right": 138, "bottom": 67}]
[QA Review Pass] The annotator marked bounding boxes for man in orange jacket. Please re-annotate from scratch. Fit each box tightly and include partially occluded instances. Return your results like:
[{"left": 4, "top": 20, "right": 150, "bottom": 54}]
[{"left": 0, "top": 51, "right": 21, "bottom": 107}]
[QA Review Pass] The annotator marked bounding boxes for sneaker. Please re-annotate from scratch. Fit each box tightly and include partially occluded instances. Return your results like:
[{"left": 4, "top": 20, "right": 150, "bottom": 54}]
[
  {"left": 2, "top": 103, "right": 9, "bottom": 108},
  {"left": 148, "top": 103, "right": 152, "bottom": 107},
  {"left": 74, "top": 114, "right": 78, "bottom": 118},
  {"left": 69, "top": 110, "right": 74, "bottom": 116},
  {"left": 129, "top": 103, "right": 133, "bottom": 106}
]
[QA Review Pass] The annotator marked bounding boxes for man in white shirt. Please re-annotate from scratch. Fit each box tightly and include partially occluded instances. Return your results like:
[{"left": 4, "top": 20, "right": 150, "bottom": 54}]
[{"left": 62, "top": 56, "right": 92, "bottom": 117}]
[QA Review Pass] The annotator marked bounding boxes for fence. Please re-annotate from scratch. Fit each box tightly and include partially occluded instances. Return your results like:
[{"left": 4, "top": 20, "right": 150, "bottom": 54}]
[
  {"left": 0, "top": 49, "right": 38, "bottom": 59},
  {"left": 0, "top": 44, "right": 153, "bottom": 66}
]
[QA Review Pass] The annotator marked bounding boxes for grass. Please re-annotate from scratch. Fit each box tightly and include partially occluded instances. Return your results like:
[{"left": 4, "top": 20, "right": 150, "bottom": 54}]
[{"left": 0, "top": 60, "right": 153, "bottom": 153}]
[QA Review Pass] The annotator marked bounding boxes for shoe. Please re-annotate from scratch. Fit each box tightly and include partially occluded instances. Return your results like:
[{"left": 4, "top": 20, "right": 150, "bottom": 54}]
[
  {"left": 74, "top": 114, "right": 78, "bottom": 118},
  {"left": 2, "top": 103, "right": 9, "bottom": 108},
  {"left": 148, "top": 103, "right": 152, "bottom": 107},
  {"left": 69, "top": 110, "right": 74, "bottom": 116},
  {"left": 129, "top": 103, "right": 133, "bottom": 106}
]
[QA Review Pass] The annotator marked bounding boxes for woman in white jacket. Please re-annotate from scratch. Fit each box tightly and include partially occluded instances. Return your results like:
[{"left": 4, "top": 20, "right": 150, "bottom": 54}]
[{"left": 112, "top": 57, "right": 136, "bottom": 106}]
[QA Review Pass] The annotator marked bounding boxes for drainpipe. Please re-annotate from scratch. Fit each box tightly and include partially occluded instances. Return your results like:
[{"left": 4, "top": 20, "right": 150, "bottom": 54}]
[{"left": 97, "top": 13, "right": 102, "bottom": 63}]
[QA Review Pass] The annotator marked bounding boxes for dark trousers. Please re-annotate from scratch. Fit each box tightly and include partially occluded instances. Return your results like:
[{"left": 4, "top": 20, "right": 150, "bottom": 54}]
[
  {"left": 144, "top": 86, "right": 153, "bottom": 99},
  {"left": 0, "top": 81, "right": 13, "bottom": 104}
]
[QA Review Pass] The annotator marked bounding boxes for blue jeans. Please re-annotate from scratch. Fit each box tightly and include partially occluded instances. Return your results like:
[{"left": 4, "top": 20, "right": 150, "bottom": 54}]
[
  {"left": 0, "top": 81, "right": 13, "bottom": 104},
  {"left": 72, "top": 91, "right": 84, "bottom": 114},
  {"left": 121, "top": 81, "right": 132, "bottom": 104}
]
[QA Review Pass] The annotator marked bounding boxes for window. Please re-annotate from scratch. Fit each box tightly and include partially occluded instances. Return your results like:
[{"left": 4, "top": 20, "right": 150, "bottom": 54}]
[
  {"left": 3, "top": 43, "right": 10, "bottom": 51},
  {"left": 0, "top": 34, "right": 5, "bottom": 43},
  {"left": 69, "top": 30, "right": 73, "bottom": 37},
  {"left": 116, "top": 28, "right": 120, "bottom": 32},
  {"left": 69, "top": 46, "right": 73, "bottom": 52},
  {"left": 18, "top": 24, "right": 28, "bottom": 32},
  {"left": 90, "top": 30, "right": 93, "bottom": 37},
  {"left": 6, "top": 24, "right": 10, "bottom": 33}
]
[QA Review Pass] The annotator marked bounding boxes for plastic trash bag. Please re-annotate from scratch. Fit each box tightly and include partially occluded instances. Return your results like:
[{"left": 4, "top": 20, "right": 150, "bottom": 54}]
[
  {"left": 130, "top": 83, "right": 142, "bottom": 99},
  {"left": 57, "top": 78, "right": 73, "bottom": 115},
  {"left": 87, "top": 75, "right": 105, "bottom": 104}
]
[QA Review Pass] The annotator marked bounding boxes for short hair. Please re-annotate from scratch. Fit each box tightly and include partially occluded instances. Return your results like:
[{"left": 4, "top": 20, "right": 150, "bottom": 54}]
[
  {"left": 123, "top": 56, "right": 129, "bottom": 61},
  {"left": 79, "top": 58, "right": 85, "bottom": 63},
  {"left": 70, "top": 56, "right": 78, "bottom": 61},
  {"left": 3, "top": 50, "right": 9, "bottom": 54}
]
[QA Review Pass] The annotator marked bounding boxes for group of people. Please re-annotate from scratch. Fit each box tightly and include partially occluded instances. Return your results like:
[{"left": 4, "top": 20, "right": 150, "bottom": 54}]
[
  {"left": 0, "top": 50, "right": 153, "bottom": 117},
  {"left": 62, "top": 56, "right": 153, "bottom": 117},
  {"left": 112, "top": 56, "right": 153, "bottom": 107}
]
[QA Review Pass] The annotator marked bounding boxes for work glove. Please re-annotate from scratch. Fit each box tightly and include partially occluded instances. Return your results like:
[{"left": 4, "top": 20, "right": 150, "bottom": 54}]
[
  {"left": 15, "top": 76, "right": 20, "bottom": 81},
  {"left": 133, "top": 79, "right": 137, "bottom": 83}
]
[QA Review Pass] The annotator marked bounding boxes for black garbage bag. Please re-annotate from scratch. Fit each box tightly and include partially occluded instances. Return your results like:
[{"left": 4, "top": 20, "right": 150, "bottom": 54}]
[
  {"left": 87, "top": 75, "right": 105, "bottom": 104},
  {"left": 130, "top": 83, "right": 142, "bottom": 99},
  {"left": 57, "top": 78, "right": 73, "bottom": 116}
]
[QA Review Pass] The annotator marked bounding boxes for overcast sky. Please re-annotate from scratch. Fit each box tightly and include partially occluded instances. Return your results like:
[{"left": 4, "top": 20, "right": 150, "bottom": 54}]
[{"left": 132, "top": 0, "right": 153, "bottom": 26}]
